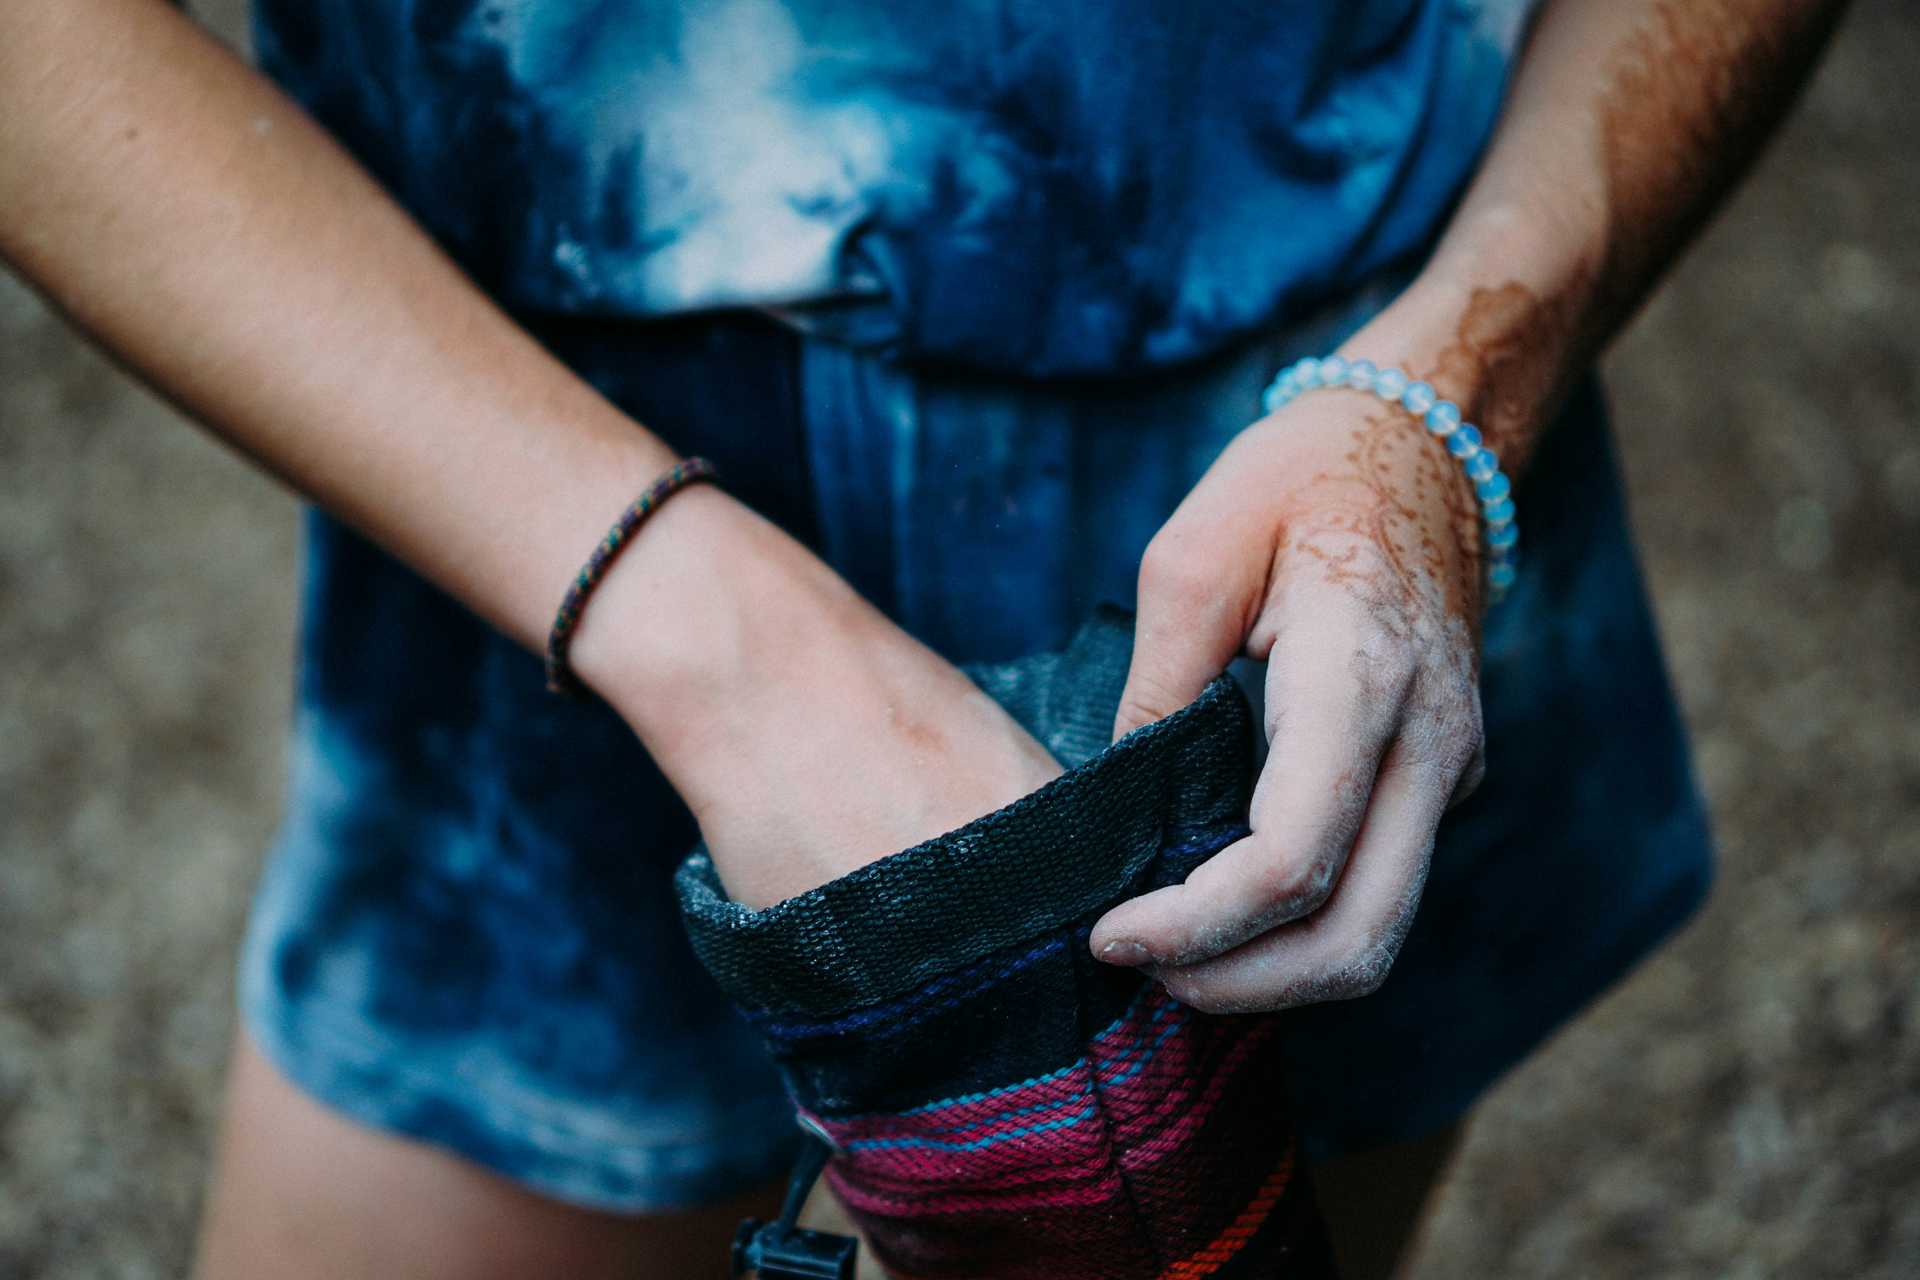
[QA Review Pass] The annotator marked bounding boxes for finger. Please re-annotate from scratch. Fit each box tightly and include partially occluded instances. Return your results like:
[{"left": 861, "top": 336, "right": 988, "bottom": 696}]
[
  {"left": 1091, "top": 623, "right": 1404, "bottom": 966},
  {"left": 1150, "top": 741, "right": 1455, "bottom": 1014},
  {"left": 1111, "top": 532, "right": 1246, "bottom": 741}
]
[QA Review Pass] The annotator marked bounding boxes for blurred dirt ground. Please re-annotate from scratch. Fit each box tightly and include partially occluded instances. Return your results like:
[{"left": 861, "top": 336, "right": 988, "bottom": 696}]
[{"left": 2, "top": 2, "right": 1917, "bottom": 1277}]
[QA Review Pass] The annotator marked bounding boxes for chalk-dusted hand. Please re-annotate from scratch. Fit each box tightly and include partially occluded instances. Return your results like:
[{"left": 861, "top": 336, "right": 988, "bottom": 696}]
[{"left": 1089, "top": 378, "right": 1487, "bottom": 1013}]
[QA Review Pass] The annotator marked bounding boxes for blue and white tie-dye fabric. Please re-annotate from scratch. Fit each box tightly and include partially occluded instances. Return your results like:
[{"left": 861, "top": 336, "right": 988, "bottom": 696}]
[
  {"left": 240, "top": 307, "right": 1713, "bottom": 1210},
  {"left": 256, "top": 0, "right": 1539, "bottom": 373},
  {"left": 238, "top": 0, "right": 1713, "bottom": 1212}
]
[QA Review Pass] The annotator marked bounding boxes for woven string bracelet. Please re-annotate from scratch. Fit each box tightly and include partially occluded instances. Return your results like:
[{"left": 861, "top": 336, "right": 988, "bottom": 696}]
[
  {"left": 545, "top": 455, "right": 720, "bottom": 697},
  {"left": 1260, "top": 355, "right": 1519, "bottom": 603}
]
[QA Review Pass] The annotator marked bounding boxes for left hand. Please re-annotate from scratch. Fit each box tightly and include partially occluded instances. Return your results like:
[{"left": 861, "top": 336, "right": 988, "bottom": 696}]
[{"left": 1089, "top": 368, "right": 1490, "bottom": 1013}]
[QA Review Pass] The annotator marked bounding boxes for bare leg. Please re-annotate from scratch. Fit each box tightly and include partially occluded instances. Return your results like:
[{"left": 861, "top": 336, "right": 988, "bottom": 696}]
[
  {"left": 1309, "top": 1122, "right": 1466, "bottom": 1280},
  {"left": 194, "top": 1031, "right": 781, "bottom": 1280}
]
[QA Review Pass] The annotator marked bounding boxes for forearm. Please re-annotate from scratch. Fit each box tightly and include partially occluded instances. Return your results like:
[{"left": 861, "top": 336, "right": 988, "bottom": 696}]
[
  {"left": 0, "top": 1, "right": 1076, "bottom": 903},
  {"left": 1108, "top": 1, "right": 1849, "bottom": 1006},
  {"left": 1348, "top": 0, "right": 1846, "bottom": 469},
  {"left": 0, "top": 0, "right": 696, "bottom": 679}
]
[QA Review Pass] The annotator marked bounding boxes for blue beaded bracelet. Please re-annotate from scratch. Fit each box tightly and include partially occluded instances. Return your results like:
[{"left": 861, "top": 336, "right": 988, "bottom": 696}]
[{"left": 1260, "top": 355, "right": 1519, "bottom": 603}]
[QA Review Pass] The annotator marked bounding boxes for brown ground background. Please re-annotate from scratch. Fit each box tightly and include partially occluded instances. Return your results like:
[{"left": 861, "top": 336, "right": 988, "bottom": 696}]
[{"left": 2, "top": 2, "right": 1916, "bottom": 1277}]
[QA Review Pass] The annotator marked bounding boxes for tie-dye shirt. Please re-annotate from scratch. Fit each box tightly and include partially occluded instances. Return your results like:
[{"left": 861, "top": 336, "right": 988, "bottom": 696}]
[{"left": 257, "top": 0, "right": 1540, "bottom": 376}]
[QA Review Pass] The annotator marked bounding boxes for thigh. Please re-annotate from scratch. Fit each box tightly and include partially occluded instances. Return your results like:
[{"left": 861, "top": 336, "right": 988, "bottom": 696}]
[{"left": 195, "top": 1032, "right": 782, "bottom": 1280}]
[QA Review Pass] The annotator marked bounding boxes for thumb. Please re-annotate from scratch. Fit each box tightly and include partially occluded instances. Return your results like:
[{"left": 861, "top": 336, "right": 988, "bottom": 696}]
[{"left": 1113, "top": 547, "right": 1243, "bottom": 741}]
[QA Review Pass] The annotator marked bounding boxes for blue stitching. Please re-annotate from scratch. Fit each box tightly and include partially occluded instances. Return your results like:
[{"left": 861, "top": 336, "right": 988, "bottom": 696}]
[
  {"left": 898, "top": 1000, "right": 1184, "bottom": 1135},
  {"left": 754, "top": 935, "right": 1069, "bottom": 1041},
  {"left": 837, "top": 990, "right": 1182, "bottom": 1143}
]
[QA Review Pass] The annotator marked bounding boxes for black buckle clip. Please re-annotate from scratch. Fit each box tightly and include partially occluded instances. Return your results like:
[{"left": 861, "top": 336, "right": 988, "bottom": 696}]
[{"left": 730, "top": 1118, "right": 858, "bottom": 1279}]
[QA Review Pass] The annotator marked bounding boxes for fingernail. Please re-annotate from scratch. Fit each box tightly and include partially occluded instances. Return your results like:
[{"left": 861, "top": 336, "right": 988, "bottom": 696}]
[{"left": 1099, "top": 940, "right": 1153, "bottom": 967}]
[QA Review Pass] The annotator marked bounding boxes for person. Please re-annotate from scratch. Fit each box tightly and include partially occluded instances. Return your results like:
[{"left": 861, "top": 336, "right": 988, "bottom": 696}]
[{"left": 0, "top": 0, "right": 1844, "bottom": 1276}]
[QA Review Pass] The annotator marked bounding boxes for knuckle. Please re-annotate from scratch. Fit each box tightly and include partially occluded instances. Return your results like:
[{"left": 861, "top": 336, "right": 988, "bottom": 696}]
[
  {"left": 1443, "top": 690, "right": 1482, "bottom": 752},
  {"left": 1297, "top": 871, "right": 1338, "bottom": 918},
  {"left": 1453, "top": 752, "right": 1489, "bottom": 806},
  {"left": 1457, "top": 708, "right": 1488, "bottom": 766},
  {"left": 1116, "top": 678, "right": 1182, "bottom": 731},
  {"left": 1138, "top": 535, "right": 1210, "bottom": 606},
  {"left": 1455, "top": 694, "right": 1487, "bottom": 756},
  {"left": 1290, "top": 924, "right": 1406, "bottom": 1003},
  {"left": 1228, "top": 844, "right": 1336, "bottom": 924},
  {"left": 1436, "top": 724, "right": 1482, "bottom": 779},
  {"left": 1401, "top": 685, "right": 1484, "bottom": 776},
  {"left": 1315, "top": 968, "right": 1377, "bottom": 1003},
  {"left": 1350, "top": 632, "right": 1417, "bottom": 701},
  {"left": 1253, "top": 853, "right": 1338, "bottom": 922},
  {"left": 1328, "top": 973, "right": 1383, "bottom": 1001},
  {"left": 1332, "top": 937, "right": 1402, "bottom": 999},
  {"left": 1447, "top": 716, "right": 1486, "bottom": 781}
]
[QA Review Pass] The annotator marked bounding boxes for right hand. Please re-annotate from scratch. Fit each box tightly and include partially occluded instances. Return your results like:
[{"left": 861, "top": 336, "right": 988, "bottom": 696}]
[{"left": 572, "top": 485, "right": 1064, "bottom": 908}]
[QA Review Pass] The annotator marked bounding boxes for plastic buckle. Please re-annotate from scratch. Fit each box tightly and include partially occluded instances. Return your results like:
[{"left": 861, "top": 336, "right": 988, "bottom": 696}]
[
  {"left": 730, "top": 1219, "right": 858, "bottom": 1279},
  {"left": 730, "top": 1116, "right": 858, "bottom": 1279}
]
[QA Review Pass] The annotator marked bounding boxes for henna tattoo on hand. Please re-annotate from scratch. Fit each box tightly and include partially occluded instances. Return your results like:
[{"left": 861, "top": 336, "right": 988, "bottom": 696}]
[{"left": 1271, "top": 403, "right": 1483, "bottom": 635}]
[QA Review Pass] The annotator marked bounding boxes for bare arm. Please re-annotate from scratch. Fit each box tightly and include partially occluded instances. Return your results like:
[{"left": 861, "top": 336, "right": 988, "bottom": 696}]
[
  {"left": 1365, "top": 0, "right": 1848, "bottom": 470},
  {"left": 0, "top": 0, "right": 1060, "bottom": 905},
  {"left": 1096, "top": 0, "right": 1847, "bottom": 1010},
  {"left": 1, "top": 0, "right": 675, "bottom": 655}
]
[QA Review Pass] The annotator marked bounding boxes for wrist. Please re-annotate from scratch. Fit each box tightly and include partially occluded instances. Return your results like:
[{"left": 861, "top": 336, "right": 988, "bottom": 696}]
[
  {"left": 570, "top": 483, "right": 814, "bottom": 711},
  {"left": 1257, "top": 353, "right": 1512, "bottom": 607},
  {"left": 566, "top": 484, "right": 897, "bottom": 782},
  {"left": 1346, "top": 226, "right": 1600, "bottom": 468}
]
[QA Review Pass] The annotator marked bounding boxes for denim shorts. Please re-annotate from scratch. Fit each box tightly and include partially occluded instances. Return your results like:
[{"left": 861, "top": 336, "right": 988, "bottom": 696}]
[{"left": 239, "top": 297, "right": 1712, "bottom": 1211}]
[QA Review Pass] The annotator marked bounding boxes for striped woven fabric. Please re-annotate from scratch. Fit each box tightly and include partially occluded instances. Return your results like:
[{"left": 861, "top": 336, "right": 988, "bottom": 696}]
[
  {"left": 803, "top": 981, "right": 1319, "bottom": 1279},
  {"left": 678, "top": 611, "right": 1334, "bottom": 1277}
]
